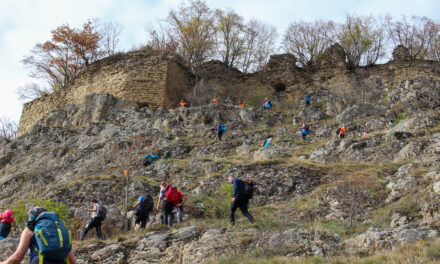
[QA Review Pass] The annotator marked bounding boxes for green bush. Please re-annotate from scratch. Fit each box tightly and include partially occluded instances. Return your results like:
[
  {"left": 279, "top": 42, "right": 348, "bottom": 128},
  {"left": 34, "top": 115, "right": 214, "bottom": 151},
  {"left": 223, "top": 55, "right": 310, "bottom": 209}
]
[{"left": 12, "top": 198, "right": 71, "bottom": 228}]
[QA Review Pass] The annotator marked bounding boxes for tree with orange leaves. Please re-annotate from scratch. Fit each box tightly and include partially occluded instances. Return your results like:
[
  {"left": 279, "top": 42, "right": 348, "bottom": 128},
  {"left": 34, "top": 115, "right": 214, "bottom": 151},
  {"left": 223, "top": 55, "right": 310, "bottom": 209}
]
[{"left": 22, "top": 20, "right": 102, "bottom": 91}]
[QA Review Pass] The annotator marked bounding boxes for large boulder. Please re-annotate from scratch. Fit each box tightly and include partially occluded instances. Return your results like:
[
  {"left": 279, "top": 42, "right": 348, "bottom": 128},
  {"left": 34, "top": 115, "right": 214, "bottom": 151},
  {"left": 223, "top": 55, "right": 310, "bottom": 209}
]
[
  {"left": 337, "top": 103, "right": 387, "bottom": 124},
  {"left": 253, "top": 147, "right": 279, "bottom": 161}
]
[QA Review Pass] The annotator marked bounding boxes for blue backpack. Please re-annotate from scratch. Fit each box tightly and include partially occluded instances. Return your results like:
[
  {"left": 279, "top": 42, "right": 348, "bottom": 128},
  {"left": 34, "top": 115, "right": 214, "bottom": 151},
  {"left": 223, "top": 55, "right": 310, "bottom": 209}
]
[
  {"left": 34, "top": 212, "right": 72, "bottom": 260},
  {"left": 219, "top": 124, "right": 226, "bottom": 132}
]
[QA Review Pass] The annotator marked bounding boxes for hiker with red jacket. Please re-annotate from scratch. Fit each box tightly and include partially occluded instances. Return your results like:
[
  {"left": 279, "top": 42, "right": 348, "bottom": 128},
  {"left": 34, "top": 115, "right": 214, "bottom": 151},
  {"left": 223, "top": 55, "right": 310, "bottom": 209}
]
[
  {"left": 161, "top": 184, "right": 186, "bottom": 227},
  {"left": 0, "top": 209, "right": 16, "bottom": 240}
]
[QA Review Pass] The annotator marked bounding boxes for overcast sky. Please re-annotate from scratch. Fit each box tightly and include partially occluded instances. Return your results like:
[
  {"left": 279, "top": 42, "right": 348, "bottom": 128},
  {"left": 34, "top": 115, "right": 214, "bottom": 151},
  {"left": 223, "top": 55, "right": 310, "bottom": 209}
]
[{"left": 1, "top": 0, "right": 439, "bottom": 122}]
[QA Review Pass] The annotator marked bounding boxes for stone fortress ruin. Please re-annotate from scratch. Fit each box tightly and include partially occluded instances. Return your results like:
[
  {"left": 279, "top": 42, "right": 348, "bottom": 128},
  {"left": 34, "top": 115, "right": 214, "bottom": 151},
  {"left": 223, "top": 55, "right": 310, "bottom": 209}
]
[{"left": 18, "top": 45, "right": 440, "bottom": 136}]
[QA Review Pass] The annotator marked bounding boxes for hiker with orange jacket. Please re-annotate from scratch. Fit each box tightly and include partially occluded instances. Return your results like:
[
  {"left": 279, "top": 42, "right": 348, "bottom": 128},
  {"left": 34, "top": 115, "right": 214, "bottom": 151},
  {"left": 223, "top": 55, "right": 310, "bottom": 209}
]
[
  {"left": 179, "top": 99, "right": 188, "bottom": 108},
  {"left": 212, "top": 96, "right": 219, "bottom": 104},
  {"left": 161, "top": 184, "right": 186, "bottom": 227}
]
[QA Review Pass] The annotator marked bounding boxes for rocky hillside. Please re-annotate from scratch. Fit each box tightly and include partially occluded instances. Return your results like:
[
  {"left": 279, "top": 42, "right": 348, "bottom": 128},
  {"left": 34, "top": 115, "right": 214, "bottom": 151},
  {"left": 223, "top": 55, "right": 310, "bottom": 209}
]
[{"left": 1, "top": 76, "right": 440, "bottom": 263}]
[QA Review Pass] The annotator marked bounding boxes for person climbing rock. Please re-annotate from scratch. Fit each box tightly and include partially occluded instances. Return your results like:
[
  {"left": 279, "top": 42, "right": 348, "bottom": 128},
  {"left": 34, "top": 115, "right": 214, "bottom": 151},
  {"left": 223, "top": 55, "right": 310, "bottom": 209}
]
[
  {"left": 305, "top": 93, "right": 311, "bottom": 106},
  {"left": 212, "top": 123, "right": 226, "bottom": 141},
  {"left": 262, "top": 135, "right": 273, "bottom": 147},
  {"left": 212, "top": 96, "right": 219, "bottom": 104},
  {"left": 386, "top": 120, "right": 394, "bottom": 129},
  {"left": 80, "top": 199, "right": 103, "bottom": 241},
  {"left": 156, "top": 182, "right": 168, "bottom": 225},
  {"left": 0, "top": 207, "right": 76, "bottom": 264},
  {"left": 141, "top": 154, "right": 160, "bottom": 167},
  {"left": 161, "top": 184, "right": 185, "bottom": 227},
  {"left": 132, "top": 195, "right": 153, "bottom": 230},
  {"left": 0, "top": 209, "right": 16, "bottom": 240},
  {"left": 228, "top": 176, "right": 255, "bottom": 226},
  {"left": 336, "top": 125, "right": 346, "bottom": 138},
  {"left": 300, "top": 121, "right": 309, "bottom": 140},
  {"left": 178, "top": 99, "right": 187, "bottom": 108},
  {"left": 263, "top": 98, "right": 272, "bottom": 109}
]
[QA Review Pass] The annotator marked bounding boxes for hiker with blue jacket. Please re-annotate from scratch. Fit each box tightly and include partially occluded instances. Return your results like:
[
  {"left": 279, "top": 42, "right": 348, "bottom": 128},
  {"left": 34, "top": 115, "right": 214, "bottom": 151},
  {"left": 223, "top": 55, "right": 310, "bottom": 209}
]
[
  {"left": 228, "top": 175, "right": 255, "bottom": 226},
  {"left": 132, "top": 195, "right": 153, "bottom": 230},
  {"left": 300, "top": 121, "right": 309, "bottom": 140},
  {"left": 141, "top": 154, "right": 160, "bottom": 167},
  {"left": 0, "top": 207, "right": 76, "bottom": 264},
  {"left": 212, "top": 123, "right": 226, "bottom": 141}
]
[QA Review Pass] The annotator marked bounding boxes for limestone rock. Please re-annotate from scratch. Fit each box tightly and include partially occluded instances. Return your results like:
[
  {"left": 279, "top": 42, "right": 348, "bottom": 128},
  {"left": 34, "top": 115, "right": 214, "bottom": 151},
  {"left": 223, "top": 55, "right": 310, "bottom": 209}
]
[{"left": 253, "top": 147, "right": 279, "bottom": 161}]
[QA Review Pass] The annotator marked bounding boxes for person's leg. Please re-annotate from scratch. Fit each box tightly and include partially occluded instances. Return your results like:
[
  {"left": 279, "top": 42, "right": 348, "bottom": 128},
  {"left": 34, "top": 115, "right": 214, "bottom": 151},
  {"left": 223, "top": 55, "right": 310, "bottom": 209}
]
[
  {"left": 0, "top": 222, "right": 11, "bottom": 239},
  {"left": 81, "top": 217, "right": 97, "bottom": 241},
  {"left": 239, "top": 199, "right": 255, "bottom": 223},
  {"left": 95, "top": 218, "right": 103, "bottom": 239},
  {"left": 176, "top": 206, "right": 183, "bottom": 223},
  {"left": 162, "top": 202, "right": 168, "bottom": 226},
  {"left": 229, "top": 201, "right": 238, "bottom": 225},
  {"left": 141, "top": 213, "right": 148, "bottom": 228},
  {"left": 164, "top": 201, "right": 174, "bottom": 227}
]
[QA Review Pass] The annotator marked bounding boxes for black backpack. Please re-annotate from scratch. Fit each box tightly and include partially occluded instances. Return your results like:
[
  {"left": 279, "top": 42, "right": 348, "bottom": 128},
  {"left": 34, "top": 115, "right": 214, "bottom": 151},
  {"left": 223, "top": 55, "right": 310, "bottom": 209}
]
[
  {"left": 141, "top": 195, "right": 154, "bottom": 213},
  {"left": 243, "top": 180, "right": 255, "bottom": 199},
  {"left": 97, "top": 205, "right": 107, "bottom": 220}
]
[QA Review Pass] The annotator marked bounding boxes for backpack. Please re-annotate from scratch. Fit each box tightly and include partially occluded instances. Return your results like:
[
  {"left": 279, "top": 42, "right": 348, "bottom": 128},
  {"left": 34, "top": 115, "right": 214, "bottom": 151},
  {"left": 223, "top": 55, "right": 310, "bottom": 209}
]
[
  {"left": 219, "top": 124, "right": 226, "bottom": 132},
  {"left": 141, "top": 155, "right": 150, "bottom": 163},
  {"left": 33, "top": 212, "right": 72, "bottom": 260},
  {"left": 141, "top": 195, "right": 154, "bottom": 213},
  {"left": 97, "top": 205, "right": 107, "bottom": 220},
  {"left": 166, "top": 186, "right": 181, "bottom": 205},
  {"left": 243, "top": 180, "right": 255, "bottom": 199}
]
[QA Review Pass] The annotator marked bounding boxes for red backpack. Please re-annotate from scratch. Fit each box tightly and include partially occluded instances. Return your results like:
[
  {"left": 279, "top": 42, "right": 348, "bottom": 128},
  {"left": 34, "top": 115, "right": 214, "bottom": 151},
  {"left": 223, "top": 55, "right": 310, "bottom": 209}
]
[{"left": 165, "top": 185, "right": 181, "bottom": 205}]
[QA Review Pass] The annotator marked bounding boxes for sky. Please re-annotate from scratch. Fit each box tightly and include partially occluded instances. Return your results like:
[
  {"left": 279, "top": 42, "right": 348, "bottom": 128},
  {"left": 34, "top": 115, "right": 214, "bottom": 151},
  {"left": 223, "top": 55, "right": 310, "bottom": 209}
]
[{"left": 0, "top": 0, "right": 439, "bottom": 122}]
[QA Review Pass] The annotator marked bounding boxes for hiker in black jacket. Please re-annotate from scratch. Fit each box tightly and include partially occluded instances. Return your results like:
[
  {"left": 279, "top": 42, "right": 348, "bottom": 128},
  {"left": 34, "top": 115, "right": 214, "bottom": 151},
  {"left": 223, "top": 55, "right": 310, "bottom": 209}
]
[{"left": 228, "top": 176, "right": 255, "bottom": 225}]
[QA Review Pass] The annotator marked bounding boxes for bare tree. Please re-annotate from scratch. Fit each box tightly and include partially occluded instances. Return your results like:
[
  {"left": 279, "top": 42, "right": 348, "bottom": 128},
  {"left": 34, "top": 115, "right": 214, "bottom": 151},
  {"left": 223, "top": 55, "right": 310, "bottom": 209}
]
[
  {"left": 385, "top": 15, "right": 438, "bottom": 60},
  {"left": 166, "top": 0, "right": 216, "bottom": 76},
  {"left": 0, "top": 117, "right": 18, "bottom": 140},
  {"left": 282, "top": 20, "right": 331, "bottom": 66},
  {"left": 111, "top": 135, "right": 151, "bottom": 223},
  {"left": 328, "top": 14, "right": 387, "bottom": 66},
  {"left": 214, "top": 8, "right": 245, "bottom": 68},
  {"left": 98, "top": 21, "right": 123, "bottom": 56},
  {"left": 240, "top": 19, "right": 277, "bottom": 73},
  {"left": 17, "top": 83, "right": 53, "bottom": 102},
  {"left": 146, "top": 23, "right": 179, "bottom": 53}
]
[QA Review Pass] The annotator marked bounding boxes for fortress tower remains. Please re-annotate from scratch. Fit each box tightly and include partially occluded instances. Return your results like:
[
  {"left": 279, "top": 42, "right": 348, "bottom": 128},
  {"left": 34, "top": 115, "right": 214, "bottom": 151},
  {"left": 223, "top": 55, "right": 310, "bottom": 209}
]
[{"left": 18, "top": 50, "right": 194, "bottom": 136}]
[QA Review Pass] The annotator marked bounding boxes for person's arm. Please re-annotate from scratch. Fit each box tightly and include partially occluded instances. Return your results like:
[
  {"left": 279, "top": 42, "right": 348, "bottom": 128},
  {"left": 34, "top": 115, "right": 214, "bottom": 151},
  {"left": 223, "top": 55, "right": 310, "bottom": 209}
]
[
  {"left": 88, "top": 204, "right": 98, "bottom": 213},
  {"left": 133, "top": 201, "right": 141, "bottom": 209},
  {"left": 232, "top": 179, "right": 238, "bottom": 202},
  {"left": 68, "top": 251, "right": 76, "bottom": 264},
  {"left": 176, "top": 194, "right": 186, "bottom": 207},
  {"left": 156, "top": 195, "right": 162, "bottom": 211},
  {"left": 1, "top": 228, "right": 33, "bottom": 264}
]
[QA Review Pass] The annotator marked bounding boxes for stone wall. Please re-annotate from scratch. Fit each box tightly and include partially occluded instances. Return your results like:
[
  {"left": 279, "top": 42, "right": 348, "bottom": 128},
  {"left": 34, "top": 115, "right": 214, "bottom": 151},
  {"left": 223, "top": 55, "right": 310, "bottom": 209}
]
[{"left": 18, "top": 50, "right": 194, "bottom": 136}]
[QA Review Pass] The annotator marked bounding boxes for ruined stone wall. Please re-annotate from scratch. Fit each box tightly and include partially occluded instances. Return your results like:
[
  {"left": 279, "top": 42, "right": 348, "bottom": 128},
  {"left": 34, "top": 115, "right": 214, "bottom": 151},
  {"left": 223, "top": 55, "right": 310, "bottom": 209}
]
[{"left": 18, "top": 50, "right": 194, "bottom": 136}]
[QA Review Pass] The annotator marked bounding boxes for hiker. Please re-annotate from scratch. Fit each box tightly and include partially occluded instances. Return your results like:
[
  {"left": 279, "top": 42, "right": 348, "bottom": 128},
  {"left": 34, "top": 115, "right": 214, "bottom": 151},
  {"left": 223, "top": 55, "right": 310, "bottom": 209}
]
[
  {"left": 228, "top": 176, "right": 255, "bottom": 225},
  {"left": 80, "top": 199, "right": 104, "bottom": 241},
  {"left": 336, "top": 125, "right": 346, "bottom": 138},
  {"left": 212, "top": 123, "right": 226, "bottom": 141},
  {"left": 132, "top": 195, "right": 153, "bottom": 230},
  {"left": 263, "top": 98, "right": 272, "bottom": 109},
  {"left": 156, "top": 182, "right": 168, "bottom": 225},
  {"left": 178, "top": 99, "right": 187, "bottom": 108},
  {"left": 300, "top": 121, "right": 309, "bottom": 140},
  {"left": 262, "top": 135, "right": 273, "bottom": 147},
  {"left": 0, "top": 209, "right": 16, "bottom": 240},
  {"left": 305, "top": 93, "right": 311, "bottom": 106},
  {"left": 161, "top": 184, "right": 185, "bottom": 227},
  {"left": 0, "top": 207, "right": 76, "bottom": 264},
  {"left": 239, "top": 102, "right": 244, "bottom": 108},
  {"left": 141, "top": 154, "right": 160, "bottom": 167},
  {"left": 386, "top": 120, "right": 394, "bottom": 129},
  {"left": 212, "top": 96, "right": 219, "bottom": 104}
]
